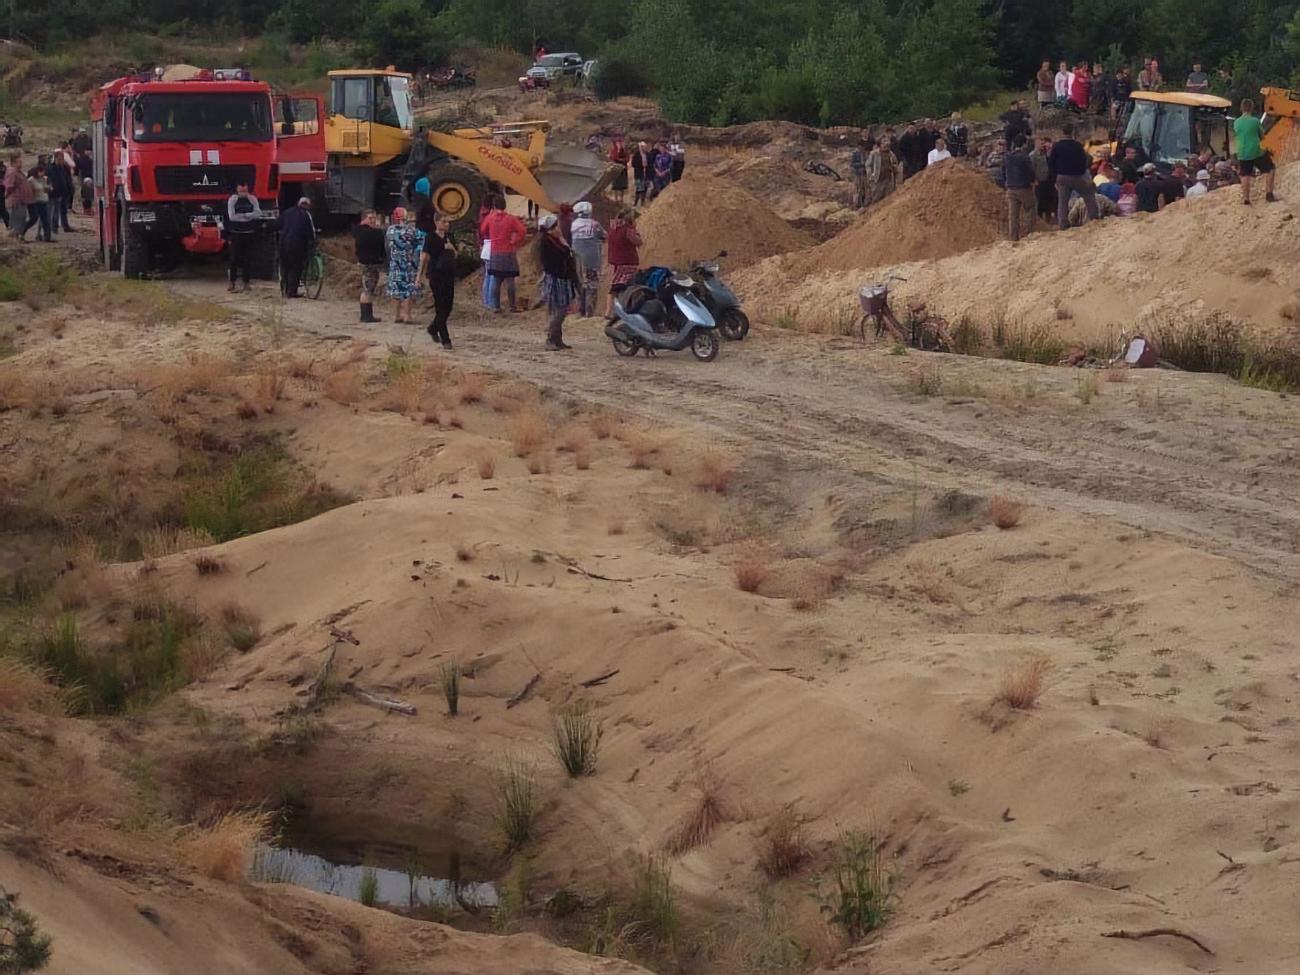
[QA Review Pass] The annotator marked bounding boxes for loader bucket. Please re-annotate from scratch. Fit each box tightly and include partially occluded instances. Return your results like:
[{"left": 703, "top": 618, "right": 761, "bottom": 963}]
[{"left": 536, "top": 145, "right": 618, "bottom": 205}]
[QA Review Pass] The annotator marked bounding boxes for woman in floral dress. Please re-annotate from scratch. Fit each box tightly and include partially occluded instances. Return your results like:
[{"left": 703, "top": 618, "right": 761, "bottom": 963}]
[{"left": 385, "top": 207, "right": 426, "bottom": 324}]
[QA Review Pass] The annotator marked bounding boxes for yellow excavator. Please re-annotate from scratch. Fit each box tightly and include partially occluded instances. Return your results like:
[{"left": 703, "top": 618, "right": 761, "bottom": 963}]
[
  {"left": 1108, "top": 87, "right": 1300, "bottom": 167},
  {"left": 317, "top": 67, "right": 614, "bottom": 230}
]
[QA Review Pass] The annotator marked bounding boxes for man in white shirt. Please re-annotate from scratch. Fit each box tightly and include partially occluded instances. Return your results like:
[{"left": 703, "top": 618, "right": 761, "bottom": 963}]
[
  {"left": 1054, "top": 60, "right": 1070, "bottom": 104},
  {"left": 927, "top": 137, "right": 952, "bottom": 166},
  {"left": 1185, "top": 169, "right": 1211, "bottom": 198}
]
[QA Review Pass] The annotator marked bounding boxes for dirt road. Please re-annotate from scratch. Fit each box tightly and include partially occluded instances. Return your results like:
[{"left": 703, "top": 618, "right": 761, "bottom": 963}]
[{"left": 174, "top": 276, "right": 1300, "bottom": 580}]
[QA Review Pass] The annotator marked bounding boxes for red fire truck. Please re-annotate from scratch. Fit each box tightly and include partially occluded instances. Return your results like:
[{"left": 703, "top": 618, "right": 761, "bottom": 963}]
[{"left": 90, "top": 69, "right": 325, "bottom": 279}]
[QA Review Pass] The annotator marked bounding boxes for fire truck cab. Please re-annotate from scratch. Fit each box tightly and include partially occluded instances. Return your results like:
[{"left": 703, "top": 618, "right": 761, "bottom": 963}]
[{"left": 91, "top": 70, "right": 324, "bottom": 279}]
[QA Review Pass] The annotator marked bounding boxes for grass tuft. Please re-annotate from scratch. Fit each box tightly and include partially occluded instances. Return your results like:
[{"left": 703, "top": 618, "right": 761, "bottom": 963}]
[
  {"left": 553, "top": 701, "right": 602, "bottom": 777},
  {"left": 628, "top": 854, "right": 680, "bottom": 949},
  {"left": 178, "top": 810, "right": 272, "bottom": 883},
  {"left": 456, "top": 372, "right": 488, "bottom": 404},
  {"left": 665, "top": 769, "right": 731, "bottom": 855},
  {"left": 439, "top": 661, "right": 461, "bottom": 716},
  {"left": 193, "top": 553, "right": 225, "bottom": 576},
  {"left": 510, "top": 407, "right": 550, "bottom": 457},
  {"left": 358, "top": 864, "right": 379, "bottom": 907},
  {"left": 496, "top": 758, "right": 538, "bottom": 852},
  {"left": 997, "top": 655, "right": 1051, "bottom": 710},
  {"left": 733, "top": 544, "right": 771, "bottom": 594},
  {"left": 692, "top": 449, "right": 736, "bottom": 494},
  {"left": 476, "top": 453, "right": 497, "bottom": 480},
  {"left": 757, "top": 804, "right": 810, "bottom": 878}
]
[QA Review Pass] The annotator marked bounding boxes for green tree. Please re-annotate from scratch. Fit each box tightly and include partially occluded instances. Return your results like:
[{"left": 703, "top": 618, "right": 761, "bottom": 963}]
[
  {"left": 0, "top": 888, "right": 52, "bottom": 975},
  {"left": 787, "top": 4, "right": 894, "bottom": 126},
  {"left": 898, "top": 0, "right": 1000, "bottom": 117}
]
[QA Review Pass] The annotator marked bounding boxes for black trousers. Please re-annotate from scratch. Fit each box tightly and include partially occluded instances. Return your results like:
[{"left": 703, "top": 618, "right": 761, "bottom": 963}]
[
  {"left": 228, "top": 234, "right": 253, "bottom": 283},
  {"left": 428, "top": 272, "right": 454, "bottom": 343},
  {"left": 280, "top": 245, "right": 306, "bottom": 296}
]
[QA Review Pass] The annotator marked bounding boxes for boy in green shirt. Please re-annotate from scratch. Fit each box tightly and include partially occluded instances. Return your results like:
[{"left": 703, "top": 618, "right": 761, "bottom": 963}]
[{"left": 1234, "top": 98, "right": 1275, "bottom": 205}]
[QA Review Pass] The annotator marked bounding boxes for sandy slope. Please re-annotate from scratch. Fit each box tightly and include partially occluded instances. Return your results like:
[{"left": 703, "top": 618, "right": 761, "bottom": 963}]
[{"left": 735, "top": 163, "right": 1300, "bottom": 341}]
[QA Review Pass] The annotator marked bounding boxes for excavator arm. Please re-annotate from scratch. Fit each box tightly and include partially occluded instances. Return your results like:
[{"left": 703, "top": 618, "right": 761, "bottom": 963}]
[
  {"left": 1259, "top": 87, "right": 1300, "bottom": 165},
  {"left": 418, "top": 121, "right": 616, "bottom": 215}
]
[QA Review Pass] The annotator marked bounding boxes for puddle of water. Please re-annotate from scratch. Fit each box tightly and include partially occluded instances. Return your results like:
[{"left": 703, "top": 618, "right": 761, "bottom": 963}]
[{"left": 253, "top": 844, "right": 498, "bottom": 910}]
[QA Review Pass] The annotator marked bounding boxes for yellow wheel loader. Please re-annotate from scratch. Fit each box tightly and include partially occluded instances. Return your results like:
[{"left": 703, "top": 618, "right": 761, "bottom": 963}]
[{"left": 317, "top": 68, "right": 615, "bottom": 231}]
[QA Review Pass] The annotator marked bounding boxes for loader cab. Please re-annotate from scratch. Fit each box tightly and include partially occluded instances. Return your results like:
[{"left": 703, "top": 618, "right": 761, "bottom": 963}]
[
  {"left": 324, "top": 69, "right": 415, "bottom": 165},
  {"left": 1115, "top": 91, "right": 1232, "bottom": 168}
]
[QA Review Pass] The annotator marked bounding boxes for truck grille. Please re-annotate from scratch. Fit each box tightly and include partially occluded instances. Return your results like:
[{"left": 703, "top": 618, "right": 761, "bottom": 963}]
[{"left": 153, "top": 165, "right": 257, "bottom": 196}]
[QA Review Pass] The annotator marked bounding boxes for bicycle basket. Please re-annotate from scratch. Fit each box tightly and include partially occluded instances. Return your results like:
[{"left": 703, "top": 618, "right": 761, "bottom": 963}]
[{"left": 858, "top": 285, "right": 887, "bottom": 315}]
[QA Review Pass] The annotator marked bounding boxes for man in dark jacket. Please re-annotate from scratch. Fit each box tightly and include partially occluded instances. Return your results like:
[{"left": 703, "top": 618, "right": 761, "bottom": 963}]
[
  {"left": 278, "top": 197, "right": 316, "bottom": 298},
  {"left": 1047, "top": 123, "right": 1097, "bottom": 230},
  {"left": 896, "top": 123, "right": 923, "bottom": 180},
  {"left": 48, "top": 150, "right": 74, "bottom": 234},
  {"left": 353, "top": 209, "right": 386, "bottom": 322},
  {"left": 1003, "top": 136, "right": 1036, "bottom": 242},
  {"left": 1000, "top": 100, "right": 1032, "bottom": 148},
  {"left": 945, "top": 113, "right": 969, "bottom": 157}
]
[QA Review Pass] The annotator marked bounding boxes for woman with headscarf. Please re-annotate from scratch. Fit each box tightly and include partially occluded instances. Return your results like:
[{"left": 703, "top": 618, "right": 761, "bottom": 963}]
[
  {"left": 605, "top": 208, "right": 642, "bottom": 319},
  {"left": 385, "top": 207, "right": 425, "bottom": 324},
  {"left": 538, "top": 214, "right": 580, "bottom": 351},
  {"left": 569, "top": 200, "right": 606, "bottom": 317}
]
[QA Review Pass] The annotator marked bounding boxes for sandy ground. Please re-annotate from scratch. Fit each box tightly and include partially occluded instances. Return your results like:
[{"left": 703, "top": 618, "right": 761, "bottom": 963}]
[{"left": 1, "top": 144, "right": 1298, "bottom": 975}]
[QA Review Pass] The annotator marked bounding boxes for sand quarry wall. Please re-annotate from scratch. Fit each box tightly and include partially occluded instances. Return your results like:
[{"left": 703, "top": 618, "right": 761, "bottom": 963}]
[{"left": 734, "top": 162, "right": 1300, "bottom": 342}]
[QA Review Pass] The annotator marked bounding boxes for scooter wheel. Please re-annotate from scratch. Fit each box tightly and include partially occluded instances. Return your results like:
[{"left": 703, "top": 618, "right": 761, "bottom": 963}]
[
  {"left": 690, "top": 329, "right": 720, "bottom": 362},
  {"left": 719, "top": 308, "right": 750, "bottom": 341},
  {"left": 611, "top": 336, "right": 639, "bottom": 357}
]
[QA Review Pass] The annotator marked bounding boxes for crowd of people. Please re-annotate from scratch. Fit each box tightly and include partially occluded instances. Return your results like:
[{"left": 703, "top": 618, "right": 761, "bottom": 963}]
[
  {"left": 2, "top": 132, "right": 94, "bottom": 243},
  {"left": 847, "top": 115, "right": 971, "bottom": 209},
  {"left": 593, "top": 133, "right": 687, "bottom": 206},
  {"left": 1036, "top": 56, "right": 1223, "bottom": 119}
]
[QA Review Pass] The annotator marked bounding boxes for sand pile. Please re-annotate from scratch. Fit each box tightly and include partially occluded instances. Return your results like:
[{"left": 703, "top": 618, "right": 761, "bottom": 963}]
[
  {"left": 635, "top": 175, "right": 812, "bottom": 270},
  {"left": 735, "top": 162, "right": 1300, "bottom": 340},
  {"left": 797, "top": 160, "right": 1008, "bottom": 275}
]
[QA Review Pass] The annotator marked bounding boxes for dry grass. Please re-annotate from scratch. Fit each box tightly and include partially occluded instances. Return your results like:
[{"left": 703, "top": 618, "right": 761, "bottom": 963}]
[
  {"left": 510, "top": 407, "right": 550, "bottom": 457},
  {"left": 147, "top": 357, "right": 231, "bottom": 405},
  {"left": 383, "top": 371, "right": 427, "bottom": 415},
  {"left": 235, "top": 400, "right": 258, "bottom": 421},
  {"left": 997, "top": 655, "right": 1051, "bottom": 710},
  {"left": 252, "top": 369, "right": 286, "bottom": 414},
  {"left": 287, "top": 356, "right": 318, "bottom": 381},
  {"left": 324, "top": 366, "right": 363, "bottom": 405},
  {"left": 1102, "top": 366, "right": 1130, "bottom": 384},
  {"left": 757, "top": 804, "right": 810, "bottom": 878},
  {"left": 0, "top": 657, "right": 68, "bottom": 715},
  {"left": 177, "top": 810, "right": 272, "bottom": 883},
  {"left": 733, "top": 544, "right": 772, "bottom": 593},
  {"left": 193, "top": 553, "right": 225, "bottom": 576},
  {"left": 476, "top": 453, "right": 497, "bottom": 480},
  {"left": 526, "top": 454, "right": 547, "bottom": 475},
  {"left": 574, "top": 444, "right": 592, "bottom": 470},
  {"left": 589, "top": 411, "right": 620, "bottom": 440},
  {"left": 141, "top": 526, "right": 215, "bottom": 559},
  {"left": 456, "top": 372, "right": 488, "bottom": 404},
  {"left": 665, "top": 770, "right": 732, "bottom": 855},
  {"left": 988, "top": 496, "right": 1024, "bottom": 530},
  {"left": 455, "top": 542, "right": 475, "bottom": 562},
  {"left": 560, "top": 426, "right": 590, "bottom": 455},
  {"left": 693, "top": 449, "right": 737, "bottom": 494},
  {"left": 624, "top": 429, "right": 661, "bottom": 469}
]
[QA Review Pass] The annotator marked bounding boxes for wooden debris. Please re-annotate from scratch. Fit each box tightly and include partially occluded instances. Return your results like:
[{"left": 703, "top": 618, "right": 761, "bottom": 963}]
[
  {"left": 329, "top": 625, "right": 360, "bottom": 646},
  {"left": 506, "top": 673, "right": 541, "bottom": 709},
  {"left": 579, "top": 669, "right": 620, "bottom": 688},
  {"left": 344, "top": 683, "right": 417, "bottom": 716}
]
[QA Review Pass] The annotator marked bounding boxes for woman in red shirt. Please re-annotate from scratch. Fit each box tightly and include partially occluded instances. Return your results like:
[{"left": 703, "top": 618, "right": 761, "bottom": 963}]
[
  {"left": 480, "top": 195, "right": 527, "bottom": 313},
  {"left": 604, "top": 208, "right": 642, "bottom": 319},
  {"left": 608, "top": 136, "right": 630, "bottom": 204},
  {"left": 1069, "top": 62, "right": 1091, "bottom": 113}
]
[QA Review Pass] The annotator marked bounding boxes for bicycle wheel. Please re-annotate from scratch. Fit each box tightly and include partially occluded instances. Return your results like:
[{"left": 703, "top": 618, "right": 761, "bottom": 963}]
[{"left": 304, "top": 253, "right": 325, "bottom": 300}]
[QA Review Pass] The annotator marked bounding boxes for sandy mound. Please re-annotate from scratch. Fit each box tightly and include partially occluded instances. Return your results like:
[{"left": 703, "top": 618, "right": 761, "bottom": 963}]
[
  {"left": 636, "top": 176, "right": 812, "bottom": 270},
  {"left": 736, "top": 162, "right": 1300, "bottom": 340},
  {"left": 799, "top": 160, "right": 1008, "bottom": 275}
]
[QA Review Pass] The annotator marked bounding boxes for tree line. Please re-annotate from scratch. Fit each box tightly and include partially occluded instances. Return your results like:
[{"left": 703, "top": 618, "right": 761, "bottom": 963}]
[{"left": 12, "top": 0, "right": 1300, "bottom": 126}]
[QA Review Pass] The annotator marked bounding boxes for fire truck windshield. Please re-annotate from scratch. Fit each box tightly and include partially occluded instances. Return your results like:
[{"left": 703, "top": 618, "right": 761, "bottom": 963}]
[{"left": 131, "top": 93, "right": 272, "bottom": 143}]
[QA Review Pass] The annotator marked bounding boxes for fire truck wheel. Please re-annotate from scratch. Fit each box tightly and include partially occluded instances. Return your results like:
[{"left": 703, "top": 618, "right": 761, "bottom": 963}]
[
  {"left": 426, "top": 163, "right": 486, "bottom": 235},
  {"left": 120, "top": 208, "right": 148, "bottom": 280},
  {"left": 249, "top": 235, "right": 279, "bottom": 281},
  {"left": 100, "top": 203, "right": 120, "bottom": 272}
]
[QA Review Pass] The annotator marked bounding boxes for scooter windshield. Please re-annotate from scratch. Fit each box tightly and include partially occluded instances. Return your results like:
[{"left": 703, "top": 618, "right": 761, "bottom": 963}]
[{"left": 675, "top": 292, "right": 715, "bottom": 327}]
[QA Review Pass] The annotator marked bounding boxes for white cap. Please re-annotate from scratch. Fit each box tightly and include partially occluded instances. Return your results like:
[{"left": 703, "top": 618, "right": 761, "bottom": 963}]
[
  {"left": 574, "top": 201, "right": 593, "bottom": 215},
  {"left": 1196, "top": 169, "right": 1210, "bottom": 181},
  {"left": 540, "top": 214, "right": 558, "bottom": 230}
]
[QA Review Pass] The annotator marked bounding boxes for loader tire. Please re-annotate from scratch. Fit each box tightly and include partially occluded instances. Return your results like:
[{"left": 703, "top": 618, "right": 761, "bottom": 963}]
[
  {"left": 426, "top": 163, "right": 487, "bottom": 234},
  {"left": 120, "top": 207, "right": 148, "bottom": 280}
]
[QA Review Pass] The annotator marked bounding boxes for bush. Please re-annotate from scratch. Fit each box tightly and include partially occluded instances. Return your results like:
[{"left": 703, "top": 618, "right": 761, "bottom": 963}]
[
  {"left": 592, "top": 57, "right": 651, "bottom": 100},
  {"left": 179, "top": 810, "right": 271, "bottom": 883},
  {"left": 628, "top": 855, "right": 679, "bottom": 949},
  {"left": 813, "top": 831, "right": 897, "bottom": 941},
  {"left": 496, "top": 759, "right": 538, "bottom": 851},
  {"left": 749, "top": 69, "right": 820, "bottom": 125},
  {"left": 439, "top": 661, "right": 461, "bottom": 716}
]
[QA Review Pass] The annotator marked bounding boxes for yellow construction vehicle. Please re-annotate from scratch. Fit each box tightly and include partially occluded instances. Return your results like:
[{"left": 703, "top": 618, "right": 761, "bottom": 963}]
[
  {"left": 1260, "top": 86, "right": 1300, "bottom": 164},
  {"left": 318, "top": 67, "right": 613, "bottom": 230},
  {"left": 1112, "top": 91, "right": 1234, "bottom": 165}
]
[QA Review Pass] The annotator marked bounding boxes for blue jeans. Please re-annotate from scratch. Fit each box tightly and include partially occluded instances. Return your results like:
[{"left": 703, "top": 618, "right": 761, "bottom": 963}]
[
  {"left": 481, "top": 270, "right": 498, "bottom": 309},
  {"left": 24, "top": 201, "right": 51, "bottom": 241}
]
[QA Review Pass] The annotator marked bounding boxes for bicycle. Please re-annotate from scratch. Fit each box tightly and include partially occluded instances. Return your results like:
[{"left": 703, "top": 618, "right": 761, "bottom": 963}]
[
  {"left": 857, "top": 276, "right": 953, "bottom": 352},
  {"left": 301, "top": 249, "right": 326, "bottom": 300}
]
